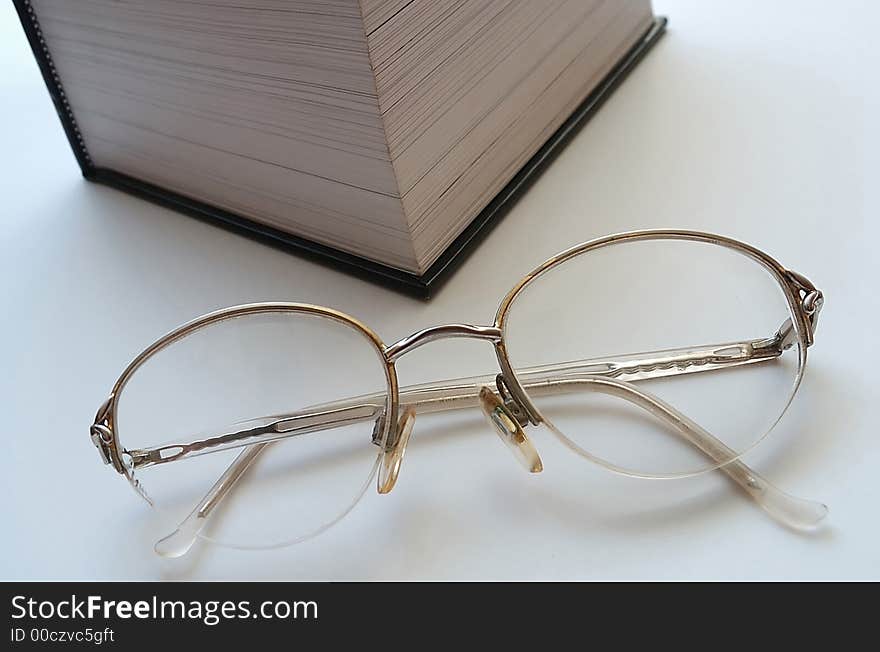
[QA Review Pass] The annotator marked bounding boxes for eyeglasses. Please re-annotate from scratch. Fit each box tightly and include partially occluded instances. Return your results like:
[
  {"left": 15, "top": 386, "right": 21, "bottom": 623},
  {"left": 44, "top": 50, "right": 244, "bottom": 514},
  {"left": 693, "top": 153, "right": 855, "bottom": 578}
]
[{"left": 90, "top": 230, "right": 826, "bottom": 557}]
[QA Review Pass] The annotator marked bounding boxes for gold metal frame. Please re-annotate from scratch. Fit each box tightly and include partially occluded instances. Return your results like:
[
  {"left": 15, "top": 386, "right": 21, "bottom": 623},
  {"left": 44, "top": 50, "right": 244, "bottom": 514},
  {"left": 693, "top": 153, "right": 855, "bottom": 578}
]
[
  {"left": 493, "top": 229, "right": 822, "bottom": 462},
  {"left": 90, "top": 230, "right": 826, "bottom": 556},
  {"left": 92, "top": 303, "right": 399, "bottom": 481}
]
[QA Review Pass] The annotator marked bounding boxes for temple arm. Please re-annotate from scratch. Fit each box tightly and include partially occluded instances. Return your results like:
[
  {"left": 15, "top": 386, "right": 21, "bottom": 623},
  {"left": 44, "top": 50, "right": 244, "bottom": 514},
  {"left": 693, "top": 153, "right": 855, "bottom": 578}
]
[
  {"left": 530, "top": 375, "right": 826, "bottom": 529},
  {"left": 130, "top": 335, "right": 785, "bottom": 469}
]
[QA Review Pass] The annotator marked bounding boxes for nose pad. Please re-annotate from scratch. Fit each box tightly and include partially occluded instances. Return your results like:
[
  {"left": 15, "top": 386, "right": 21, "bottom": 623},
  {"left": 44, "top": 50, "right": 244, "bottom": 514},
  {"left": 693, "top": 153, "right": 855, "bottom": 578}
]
[
  {"left": 478, "top": 386, "right": 543, "bottom": 473},
  {"left": 378, "top": 407, "right": 416, "bottom": 494}
]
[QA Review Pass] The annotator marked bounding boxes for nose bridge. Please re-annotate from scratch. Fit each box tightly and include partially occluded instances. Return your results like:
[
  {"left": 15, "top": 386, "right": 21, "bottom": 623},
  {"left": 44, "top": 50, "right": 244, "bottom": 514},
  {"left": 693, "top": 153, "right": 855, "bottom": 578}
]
[{"left": 385, "top": 324, "right": 502, "bottom": 361}]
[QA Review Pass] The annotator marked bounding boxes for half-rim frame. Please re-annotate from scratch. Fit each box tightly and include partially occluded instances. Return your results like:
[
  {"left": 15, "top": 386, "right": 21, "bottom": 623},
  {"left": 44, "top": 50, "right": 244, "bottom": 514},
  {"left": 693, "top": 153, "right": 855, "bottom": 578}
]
[
  {"left": 491, "top": 229, "right": 820, "bottom": 476},
  {"left": 88, "top": 228, "right": 826, "bottom": 552},
  {"left": 93, "top": 303, "right": 400, "bottom": 486}
]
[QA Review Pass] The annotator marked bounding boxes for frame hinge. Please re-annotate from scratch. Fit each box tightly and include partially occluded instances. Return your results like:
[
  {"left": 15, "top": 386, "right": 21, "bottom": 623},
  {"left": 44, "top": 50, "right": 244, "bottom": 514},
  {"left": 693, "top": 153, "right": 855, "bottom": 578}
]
[
  {"left": 90, "top": 395, "right": 124, "bottom": 473},
  {"left": 90, "top": 424, "right": 114, "bottom": 466},
  {"left": 785, "top": 270, "right": 824, "bottom": 346}
]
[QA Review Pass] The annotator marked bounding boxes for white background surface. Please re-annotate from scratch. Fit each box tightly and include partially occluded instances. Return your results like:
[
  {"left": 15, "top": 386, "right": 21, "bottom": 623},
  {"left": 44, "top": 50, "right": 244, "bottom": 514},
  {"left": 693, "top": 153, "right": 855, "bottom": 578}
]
[{"left": 1, "top": 0, "right": 877, "bottom": 580}]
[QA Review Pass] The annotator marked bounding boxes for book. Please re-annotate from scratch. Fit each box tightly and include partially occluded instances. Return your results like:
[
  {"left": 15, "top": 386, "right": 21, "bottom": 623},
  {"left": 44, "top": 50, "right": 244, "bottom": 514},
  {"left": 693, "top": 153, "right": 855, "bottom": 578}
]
[{"left": 15, "top": 0, "right": 664, "bottom": 296}]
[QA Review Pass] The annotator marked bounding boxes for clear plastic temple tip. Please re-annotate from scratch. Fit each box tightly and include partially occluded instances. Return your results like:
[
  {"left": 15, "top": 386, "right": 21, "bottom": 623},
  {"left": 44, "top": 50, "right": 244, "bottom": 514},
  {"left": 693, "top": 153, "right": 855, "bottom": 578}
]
[
  {"left": 744, "top": 471, "right": 828, "bottom": 530},
  {"left": 154, "top": 512, "right": 204, "bottom": 558}
]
